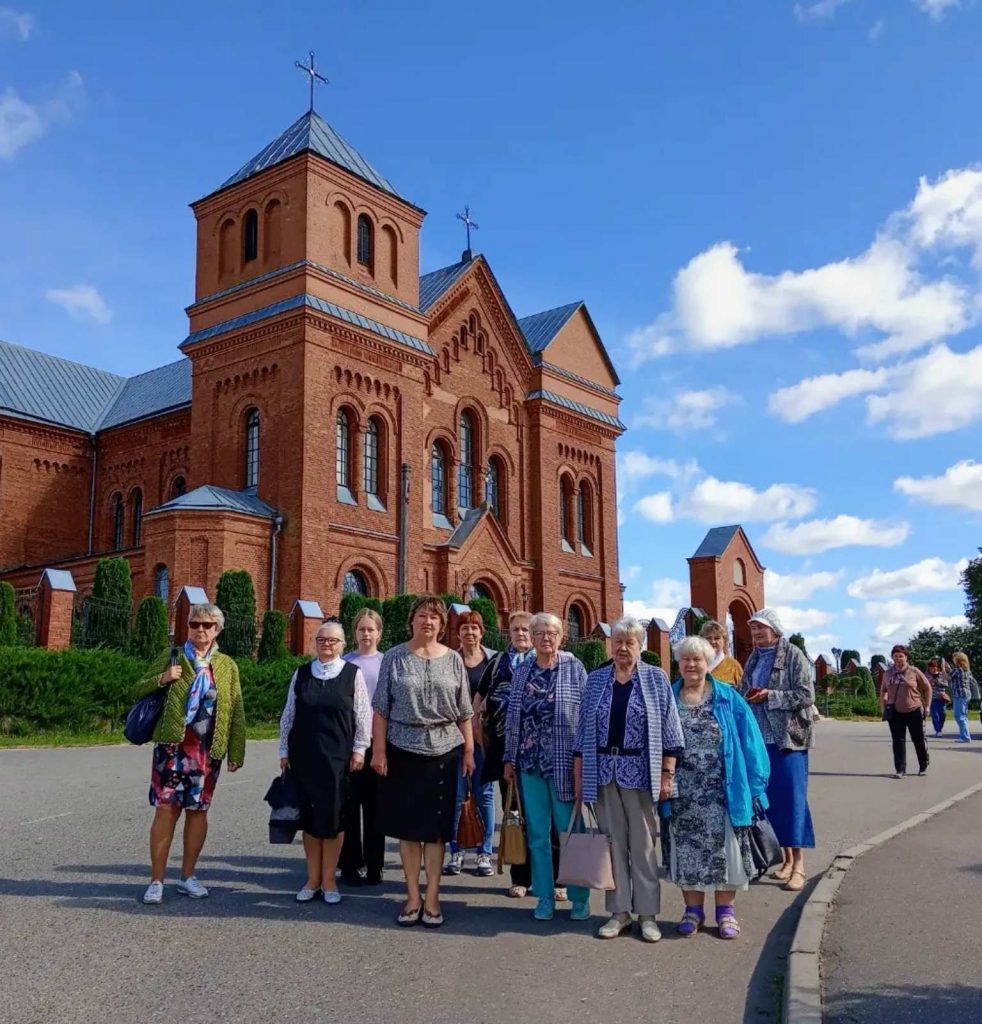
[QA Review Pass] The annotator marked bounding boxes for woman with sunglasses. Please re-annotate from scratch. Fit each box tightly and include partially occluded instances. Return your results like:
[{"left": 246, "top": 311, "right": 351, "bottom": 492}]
[
  {"left": 279, "top": 619, "right": 372, "bottom": 904},
  {"left": 140, "top": 603, "right": 246, "bottom": 905}
]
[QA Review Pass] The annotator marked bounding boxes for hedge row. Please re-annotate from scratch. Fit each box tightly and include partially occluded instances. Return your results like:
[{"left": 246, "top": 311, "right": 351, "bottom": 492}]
[{"left": 0, "top": 648, "right": 307, "bottom": 737}]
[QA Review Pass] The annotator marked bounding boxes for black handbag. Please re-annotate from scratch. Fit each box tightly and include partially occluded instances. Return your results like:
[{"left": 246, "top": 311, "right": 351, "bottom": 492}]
[
  {"left": 264, "top": 770, "right": 302, "bottom": 845},
  {"left": 882, "top": 702, "right": 895, "bottom": 722},
  {"left": 122, "top": 688, "right": 166, "bottom": 745},
  {"left": 748, "top": 801, "right": 783, "bottom": 879}
]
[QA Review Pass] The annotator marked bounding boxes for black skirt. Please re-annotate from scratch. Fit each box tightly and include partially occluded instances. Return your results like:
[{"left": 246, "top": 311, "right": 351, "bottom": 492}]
[
  {"left": 294, "top": 757, "right": 351, "bottom": 839},
  {"left": 376, "top": 743, "right": 459, "bottom": 843}
]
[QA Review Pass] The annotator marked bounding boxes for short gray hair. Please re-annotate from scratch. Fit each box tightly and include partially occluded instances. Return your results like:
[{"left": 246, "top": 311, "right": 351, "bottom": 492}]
[
  {"left": 188, "top": 603, "right": 224, "bottom": 631},
  {"left": 316, "top": 620, "right": 346, "bottom": 640},
  {"left": 673, "top": 635, "right": 714, "bottom": 663},
  {"left": 530, "top": 612, "right": 563, "bottom": 636},
  {"left": 611, "top": 616, "right": 645, "bottom": 645}
]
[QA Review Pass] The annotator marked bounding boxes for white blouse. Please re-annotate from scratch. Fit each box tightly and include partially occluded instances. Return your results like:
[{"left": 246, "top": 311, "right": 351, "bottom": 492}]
[{"left": 278, "top": 657, "right": 372, "bottom": 758}]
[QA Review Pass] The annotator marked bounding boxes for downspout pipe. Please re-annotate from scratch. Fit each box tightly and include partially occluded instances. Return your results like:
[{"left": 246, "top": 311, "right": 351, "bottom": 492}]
[
  {"left": 268, "top": 513, "right": 284, "bottom": 610},
  {"left": 86, "top": 435, "right": 97, "bottom": 555},
  {"left": 397, "top": 463, "right": 410, "bottom": 594}
]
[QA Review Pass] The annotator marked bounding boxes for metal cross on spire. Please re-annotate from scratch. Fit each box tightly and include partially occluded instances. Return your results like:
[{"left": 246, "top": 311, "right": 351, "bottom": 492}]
[
  {"left": 456, "top": 205, "right": 479, "bottom": 260},
  {"left": 294, "top": 51, "right": 329, "bottom": 112}
]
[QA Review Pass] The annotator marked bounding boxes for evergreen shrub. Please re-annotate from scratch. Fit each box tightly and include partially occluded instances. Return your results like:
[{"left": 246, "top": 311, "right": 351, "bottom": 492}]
[
  {"left": 640, "top": 650, "right": 661, "bottom": 667},
  {"left": 129, "top": 596, "right": 170, "bottom": 661},
  {"left": 215, "top": 570, "right": 257, "bottom": 657},
  {"left": 257, "top": 610, "right": 289, "bottom": 663},
  {"left": 0, "top": 582, "right": 16, "bottom": 647}
]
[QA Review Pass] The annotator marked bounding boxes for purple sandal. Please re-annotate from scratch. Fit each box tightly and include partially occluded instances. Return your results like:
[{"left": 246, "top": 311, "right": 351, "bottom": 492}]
[
  {"left": 716, "top": 904, "right": 740, "bottom": 940},
  {"left": 676, "top": 906, "right": 705, "bottom": 937}
]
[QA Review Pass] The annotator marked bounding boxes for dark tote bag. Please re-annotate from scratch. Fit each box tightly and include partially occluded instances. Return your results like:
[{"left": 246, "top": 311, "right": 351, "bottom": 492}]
[
  {"left": 748, "top": 801, "right": 783, "bottom": 879},
  {"left": 122, "top": 688, "right": 166, "bottom": 745}
]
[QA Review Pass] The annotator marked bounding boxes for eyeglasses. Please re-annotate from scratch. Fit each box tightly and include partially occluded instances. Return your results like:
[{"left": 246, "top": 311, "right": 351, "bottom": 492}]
[
  {"left": 315, "top": 637, "right": 344, "bottom": 646},
  {"left": 533, "top": 631, "right": 561, "bottom": 639},
  {"left": 188, "top": 621, "right": 217, "bottom": 630}
]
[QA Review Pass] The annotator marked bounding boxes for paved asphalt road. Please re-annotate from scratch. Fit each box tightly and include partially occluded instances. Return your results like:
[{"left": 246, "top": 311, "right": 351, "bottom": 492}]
[
  {"left": 2, "top": 719, "right": 981, "bottom": 1024},
  {"left": 823, "top": 787, "right": 982, "bottom": 1024}
]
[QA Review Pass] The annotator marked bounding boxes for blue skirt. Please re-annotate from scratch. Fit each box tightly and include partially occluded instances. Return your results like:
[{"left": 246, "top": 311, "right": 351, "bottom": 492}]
[{"left": 766, "top": 745, "right": 815, "bottom": 849}]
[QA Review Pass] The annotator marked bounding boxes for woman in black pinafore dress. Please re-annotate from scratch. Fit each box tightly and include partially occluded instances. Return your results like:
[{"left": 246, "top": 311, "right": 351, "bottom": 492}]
[{"left": 279, "top": 621, "right": 372, "bottom": 904}]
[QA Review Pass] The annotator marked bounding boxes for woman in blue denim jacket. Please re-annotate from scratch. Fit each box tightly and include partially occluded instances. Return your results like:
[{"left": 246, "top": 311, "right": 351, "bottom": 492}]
[{"left": 670, "top": 636, "right": 769, "bottom": 940}]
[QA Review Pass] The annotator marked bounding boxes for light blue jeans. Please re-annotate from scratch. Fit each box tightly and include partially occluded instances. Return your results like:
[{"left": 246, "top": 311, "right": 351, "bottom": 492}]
[
  {"left": 450, "top": 745, "right": 495, "bottom": 855},
  {"left": 953, "top": 697, "right": 972, "bottom": 741},
  {"left": 519, "top": 770, "right": 589, "bottom": 907}
]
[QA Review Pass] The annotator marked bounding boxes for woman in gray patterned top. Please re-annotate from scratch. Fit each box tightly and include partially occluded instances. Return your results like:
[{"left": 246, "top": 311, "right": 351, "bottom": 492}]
[{"left": 371, "top": 595, "right": 474, "bottom": 929}]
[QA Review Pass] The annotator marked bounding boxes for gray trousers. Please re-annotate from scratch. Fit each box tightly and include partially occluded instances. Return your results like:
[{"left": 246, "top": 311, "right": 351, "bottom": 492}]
[{"left": 595, "top": 782, "right": 661, "bottom": 915}]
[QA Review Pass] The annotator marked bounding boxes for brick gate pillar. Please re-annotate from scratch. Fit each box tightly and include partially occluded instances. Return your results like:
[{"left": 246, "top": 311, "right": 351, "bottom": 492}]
[
  {"left": 291, "top": 600, "right": 324, "bottom": 656},
  {"left": 174, "top": 586, "right": 209, "bottom": 647},
  {"left": 646, "top": 617, "right": 671, "bottom": 673},
  {"left": 37, "top": 568, "right": 76, "bottom": 650}
]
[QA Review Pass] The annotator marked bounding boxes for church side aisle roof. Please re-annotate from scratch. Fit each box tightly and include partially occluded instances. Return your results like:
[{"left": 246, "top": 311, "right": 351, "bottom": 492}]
[
  {"left": 97, "top": 358, "right": 191, "bottom": 429},
  {"left": 218, "top": 110, "right": 401, "bottom": 199},
  {"left": 525, "top": 389, "right": 625, "bottom": 430},
  {"left": 146, "top": 484, "right": 277, "bottom": 519}
]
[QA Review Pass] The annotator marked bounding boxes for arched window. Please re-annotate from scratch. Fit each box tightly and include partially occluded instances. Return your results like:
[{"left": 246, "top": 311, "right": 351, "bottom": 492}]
[
  {"left": 733, "top": 558, "right": 747, "bottom": 586},
  {"left": 559, "top": 474, "right": 575, "bottom": 551},
  {"left": 336, "top": 409, "right": 350, "bottom": 488},
  {"left": 153, "top": 564, "right": 169, "bottom": 605},
  {"left": 364, "top": 416, "right": 384, "bottom": 508},
  {"left": 356, "top": 214, "right": 373, "bottom": 268},
  {"left": 243, "top": 208, "right": 259, "bottom": 263},
  {"left": 263, "top": 199, "right": 282, "bottom": 263},
  {"left": 218, "top": 218, "right": 236, "bottom": 279},
  {"left": 244, "top": 408, "right": 260, "bottom": 488},
  {"left": 486, "top": 457, "right": 502, "bottom": 519},
  {"left": 111, "top": 493, "right": 124, "bottom": 551},
  {"left": 170, "top": 475, "right": 186, "bottom": 499},
  {"left": 131, "top": 488, "right": 143, "bottom": 546},
  {"left": 567, "top": 604, "right": 584, "bottom": 645},
  {"left": 343, "top": 569, "right": 370, "bottom": 596},
  {"left": 431, "top": 443, "right": 448, "bottom": 522},
  {"left": 458, "top": 410, "right": 474, "bottom": 510},
  {"left": 576, "top": 481, "right": 594, "bottom": 555}
]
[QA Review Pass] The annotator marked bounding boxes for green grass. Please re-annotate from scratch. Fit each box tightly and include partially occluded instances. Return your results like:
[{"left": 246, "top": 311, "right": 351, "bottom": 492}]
[{"left": 0, "top": 722, "right": 281, "bottom": 749}]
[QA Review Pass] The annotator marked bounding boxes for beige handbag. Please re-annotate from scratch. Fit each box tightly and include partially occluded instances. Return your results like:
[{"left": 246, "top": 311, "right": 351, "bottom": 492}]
[
  {"left": 497, "top": 780, "right": 527, "bottom": 869},
  {"left": 557, "top": 800, "right": 615, "bottom": 891}
]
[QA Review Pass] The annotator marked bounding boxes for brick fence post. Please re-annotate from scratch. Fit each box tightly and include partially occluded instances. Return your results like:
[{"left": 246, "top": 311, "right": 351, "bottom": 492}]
[
  {"left": 37, "top": 568, "right": 77, "bottom": 650},
  {"left": 174, "top": 586, "right": 209, "bottom": 647},
  {"left": 291, "top": 600, "right": 324, "bottom": 656},
  {"left": 646, "top": 617, "right": 672, "bottom": 673}
]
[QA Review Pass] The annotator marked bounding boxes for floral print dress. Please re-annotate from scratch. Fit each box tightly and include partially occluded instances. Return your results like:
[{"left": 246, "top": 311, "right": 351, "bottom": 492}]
[
  {"left": 670, "top": 692, "right": 753, "bottom": 890},
  {"left": 149, "top": 680, "right": 220, "bottom": 811}
]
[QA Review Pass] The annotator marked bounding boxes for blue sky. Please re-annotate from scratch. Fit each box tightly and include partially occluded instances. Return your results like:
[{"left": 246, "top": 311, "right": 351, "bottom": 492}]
[{"left": 2, "top": 0, "right": 981, "bottom": 658}]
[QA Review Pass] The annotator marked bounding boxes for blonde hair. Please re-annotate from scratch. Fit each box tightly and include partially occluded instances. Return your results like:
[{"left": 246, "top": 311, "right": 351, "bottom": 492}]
[
  {"left": 699, "top": 619, "right": 728, "bottom": 650},
  {"left": 953, "top": 650, "right": 971, "bottom": 671},
  {"left": 508, "top": 610, "right": 533, "bottom": 627},
  {"left": 352, "top": 607, "right": 383, "bottom": 632}
]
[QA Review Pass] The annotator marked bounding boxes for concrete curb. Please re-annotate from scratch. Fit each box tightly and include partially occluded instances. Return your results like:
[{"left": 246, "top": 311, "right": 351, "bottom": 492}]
[{"left": 783, "top": 779, "right": 982, "bottom": 1024}]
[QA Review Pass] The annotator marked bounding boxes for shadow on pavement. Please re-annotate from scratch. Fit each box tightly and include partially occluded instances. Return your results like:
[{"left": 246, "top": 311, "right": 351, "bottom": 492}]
[{"left": 826, "top": 982, "right": 982, "bottom": 1024}]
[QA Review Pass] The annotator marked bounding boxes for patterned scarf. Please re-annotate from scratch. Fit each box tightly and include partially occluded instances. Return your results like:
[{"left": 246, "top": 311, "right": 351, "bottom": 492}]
[
  {"left": 183, "top": 640, "right": 217, "bottom": 726},
  {"left": 508, "top": 646, "right": 533, "bottom": 672}
]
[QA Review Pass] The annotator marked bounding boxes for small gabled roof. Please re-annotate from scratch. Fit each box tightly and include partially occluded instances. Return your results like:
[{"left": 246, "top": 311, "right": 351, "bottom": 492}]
[
  {"left": 145, "top": 484, "right": 277, "bottom": 520},
  {"left": 219, "top": 110, "right": 402, "bottom": 199},
  {"left": 692, "top": 525, "right": 742, "bottom": 559},
  {"left": 0, "top": 339, "right": 123, "bottom": 432},
  {"left": 518, "top": 302, "right": 582, "bottom": 353},
  {"left": 444, "top": 505, "right": 486, "bottom": 549},
  {"left": 418, "top": 258, "right": 472, "bottom": 312},
  {"left": 98, "top": 358, "right": 191, "bottom": 429}
]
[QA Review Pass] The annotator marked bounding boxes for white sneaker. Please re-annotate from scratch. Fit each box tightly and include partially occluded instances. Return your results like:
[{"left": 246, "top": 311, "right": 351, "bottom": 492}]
[
  {"left": 142, "top": 881, "right": 164, "bottom": 904},
  {"left": 177, "top": 875, "right": 209, "bottom": 899},
  {"left": 323, "top": 889, "right": 342, "bottom": 905},
  {"left": 443, "top": 851, "right": 464, "bottom": 875},
  {"left": 475, "top": 853, "right": 494, "bottom": 876}
]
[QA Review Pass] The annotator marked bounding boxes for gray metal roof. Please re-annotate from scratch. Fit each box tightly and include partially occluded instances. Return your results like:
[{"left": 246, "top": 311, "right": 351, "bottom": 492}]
[
  {"left": 219, "top": 110, "right": 401, "bottom": 199},
  {"left": 98, "top": 358, "right": 191, "bottom": 429},
  {"left": 0, "top": 340, "right": 123, "bottom": 432},
  {"left": 418, "top": 258, "right": 472, "bottom": 312},
  {"left": 525, "top": 389, "right": 625, "bottom": 430},
  {"left": 146, "top": 484, "right": 277, "bottom": 519},
  {"left": 534, "top": 356, "right": 620, "bottom": 398},
  {"left": 42, "top": 568, "right": 77, "bottom": 592},
  {"left": 444, "top": 505, "right": 487, "bottom": 549},
  {"left": 518, "top": 302, "right": 582, "bottom": 353},
  {"left": 182, "top": 293, "right": 433, "bottom": 356},
  {"left": 691, "top": 526, "right": 742, "bottom": 559}
]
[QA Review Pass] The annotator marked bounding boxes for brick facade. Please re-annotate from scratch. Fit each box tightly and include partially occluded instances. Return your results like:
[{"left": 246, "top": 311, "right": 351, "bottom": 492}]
[{"left": 0, "top": 109, "right": 624, "bottom": 635}]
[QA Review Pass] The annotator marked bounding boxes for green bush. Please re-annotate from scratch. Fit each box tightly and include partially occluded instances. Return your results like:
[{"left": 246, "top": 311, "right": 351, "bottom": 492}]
[
  {"left": 215, "top": 569, "right": 257, "bottom": 657},
  {"left": 381, "top": 594, "right": 416, "bottom": 650},
  {"left": 640, "top": 650, "right": 661, "bottom": 667},
  {"left": 129, "top": 596, "right": 170, "bottom": 662},
  {"left": 468, "top": 596, "right": 499, "bottom": 632},
  {"left": 573, "top": 639, "right": 609, "bottom": 672},
  {"left": 339, "top": 593, "right": 367, "bottom": 643},
  {"left": 0, "top": 582, "right": 16, "bottom": 647},
  {"left": 92, "top": 557, "right": 133, "bottom": 607},
  {"left": 15, "top": 613, "right": 35, "bottom": 647},
  {"left": 823, "top": 691, "right": 880, "bottom": 719},
  {"left": 438, "top": 592, "right": 459, "bottom": 612},
  {"left": 257, "top": 610, "right": 289, "bottom": 663},
  {"left": 86, "top": 557, "right": 133, "bottom": 649},
  {"left": 0, "top": 647, "right": 150, "bottom": 735},
  {"left": 234, "top": 655, "right": 308, "bottom": 723}
]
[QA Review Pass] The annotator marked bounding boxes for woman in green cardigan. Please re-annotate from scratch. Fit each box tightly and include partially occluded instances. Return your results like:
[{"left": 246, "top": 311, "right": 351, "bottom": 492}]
[{"left": 140, "top": 602, "right": 246, "bottom": 905}]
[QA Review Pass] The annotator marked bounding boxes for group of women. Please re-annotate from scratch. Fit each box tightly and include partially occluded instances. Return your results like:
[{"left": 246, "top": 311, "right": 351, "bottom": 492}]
[{"left": 137, "top": 596, "right": 818, "bottom": 940}]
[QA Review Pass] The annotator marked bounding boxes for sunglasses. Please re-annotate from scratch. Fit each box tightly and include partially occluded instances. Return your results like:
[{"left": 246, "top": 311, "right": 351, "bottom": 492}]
[{"left": 188, "top": 621, "right": 217, "bottom": 630}]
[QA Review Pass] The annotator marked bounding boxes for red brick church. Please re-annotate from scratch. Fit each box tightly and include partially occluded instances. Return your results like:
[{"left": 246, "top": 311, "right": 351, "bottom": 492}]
[{"left": 0, "top": 103, "right": 624, "bottom": 638}]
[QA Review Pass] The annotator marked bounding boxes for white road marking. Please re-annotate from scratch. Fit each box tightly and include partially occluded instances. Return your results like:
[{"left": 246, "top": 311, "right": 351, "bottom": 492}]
[{"left": 19, "top": 812, "right": 73, "bottom": 825}]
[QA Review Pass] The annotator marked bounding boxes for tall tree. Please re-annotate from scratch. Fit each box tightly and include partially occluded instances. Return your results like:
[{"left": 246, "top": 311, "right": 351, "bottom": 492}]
[
  {"left": 789, "top": 632, "right": 808, "bottom": 656},
  {"left": 961, "top": 550, "right": 982, "bottom": 632}
]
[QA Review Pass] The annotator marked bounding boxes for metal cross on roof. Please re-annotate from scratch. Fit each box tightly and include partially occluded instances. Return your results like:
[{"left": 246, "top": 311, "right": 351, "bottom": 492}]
[
  {"left": 456, "top": 205, "right": 479, "bottom": 258},
  {"left": 294, "top": 50, "right": 329, "bottom": 112}
]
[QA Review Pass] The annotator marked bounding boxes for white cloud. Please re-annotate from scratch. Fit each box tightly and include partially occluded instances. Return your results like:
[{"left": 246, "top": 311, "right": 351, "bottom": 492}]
[
  {"left": 635, "top": 388, "right": 735, "bottom": 432},
  {"left": 866, "top": 597, "right": 968, "bottom": 649},
  {"left": 45, "top": 285, "right": 112, "bottom": 324},
  {"left": 894, "top": 459, "right": 982, "bottom": 510},
  {"left": 682, "top": 476, "right": 816, "bottom": 524},
  {"left": 769, "top": 366, "right": 893, "bottom": 422},
  {"left": 794, "top": 0, "right": 855, "bottom": 20},
  {"left": 772, "top": 605, "right": 835, "bottom": 632},
  {"left": 869, "top": 17, "right": 886, "bottom": 40},
  {"left": 622, "top": 565, "right": 642, "bottom": 582},
  {"left": 763, "top": 515, "right": 910, "bottom": 554},
  {"left": 0, "top": 71, "right": 85, "bottom": 161},
  {"left": 617, "top": 451, "right": 699, "bottom": 485},
  {"left": 634, "top": 492, "right": 674, "bottom": 523},
  {"left": 0, "top": 7, "right": 34, "bottom": 40},
  {"left": 767, "top": 569, "right": 843, "bottom": 602},
  {"left": 914, "top": 0, "right": 961, "bottom": 19},
  {"left": 848, "top": 557, "right": 969, "bottom": 598},
  {"left": 623, "top": 577, "right": 689, "bottom": 624}
]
